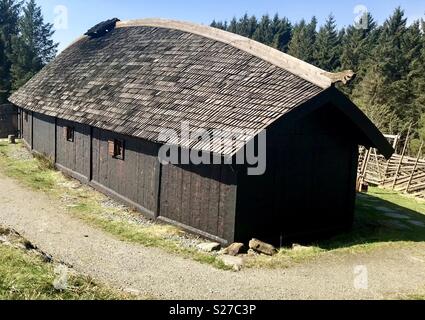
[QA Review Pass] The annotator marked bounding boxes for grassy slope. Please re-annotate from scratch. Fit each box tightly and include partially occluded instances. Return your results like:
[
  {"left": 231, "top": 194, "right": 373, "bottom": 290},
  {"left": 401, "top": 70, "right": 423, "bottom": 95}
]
[
  {"left": 0, "top": 244, "right": 128, "bottom": 300},
  {"left": 1, "top": 140, "right": 425, "bottom": 270}
]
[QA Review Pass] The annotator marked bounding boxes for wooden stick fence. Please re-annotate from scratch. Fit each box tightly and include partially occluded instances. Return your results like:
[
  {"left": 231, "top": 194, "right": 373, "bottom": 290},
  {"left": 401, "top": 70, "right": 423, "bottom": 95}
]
[{"left": 358, "top": 131, "right": 425, "bottom": 199}]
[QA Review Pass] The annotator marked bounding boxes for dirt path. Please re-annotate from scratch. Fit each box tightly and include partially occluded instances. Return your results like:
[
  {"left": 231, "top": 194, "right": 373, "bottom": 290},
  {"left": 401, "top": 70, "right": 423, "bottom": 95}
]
[{"left": 1, "top": 172, "right": 425, "bottom": 300}]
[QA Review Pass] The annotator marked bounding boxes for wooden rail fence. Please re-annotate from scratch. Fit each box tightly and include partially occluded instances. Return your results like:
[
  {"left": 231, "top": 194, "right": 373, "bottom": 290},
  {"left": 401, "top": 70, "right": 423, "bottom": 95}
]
[{"left": 358, "top": 132, "right": 425, "bottom": 199}]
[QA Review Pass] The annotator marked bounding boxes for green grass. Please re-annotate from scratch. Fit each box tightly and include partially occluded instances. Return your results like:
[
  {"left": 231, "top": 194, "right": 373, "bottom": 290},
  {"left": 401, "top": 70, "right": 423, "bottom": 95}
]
[
  {"left": 0, "top": 140, "right": 229, "bottom": 270},
  {"left": 0, "top": 244, "right": 129, "bottom": 300},
  {"left": 0, "top": 142, "right": 58, "bottom": 191}
]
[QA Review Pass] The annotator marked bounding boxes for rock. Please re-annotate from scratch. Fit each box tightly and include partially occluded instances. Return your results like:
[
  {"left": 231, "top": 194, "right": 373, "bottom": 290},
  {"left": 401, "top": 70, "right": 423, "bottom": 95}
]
[
  {"left": 124, "top": 288, "right": 142, "bottom": 296},
  {"left": 249, "top": 238, "right": 277, "bottom": 256},
  {"left": 41, "top": 253, "right": 53, "bottom": 263},
  {"left": 247, "top": 249, "right": 259, "bottom": 256},
  {"left": 197, "top": 242, "right": 221, "bottom": 252},
  {"left": 221, "top": 242, "right": 245, "bottom": 256},
  {"left": 220, "top": 255, "right": 244, "bottom": 271}
]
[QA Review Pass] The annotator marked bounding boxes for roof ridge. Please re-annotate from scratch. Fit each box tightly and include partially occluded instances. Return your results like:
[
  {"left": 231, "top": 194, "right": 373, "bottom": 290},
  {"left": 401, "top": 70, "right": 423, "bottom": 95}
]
[{"left": 117, "top": 18, "right": 334, "bottom": 89}]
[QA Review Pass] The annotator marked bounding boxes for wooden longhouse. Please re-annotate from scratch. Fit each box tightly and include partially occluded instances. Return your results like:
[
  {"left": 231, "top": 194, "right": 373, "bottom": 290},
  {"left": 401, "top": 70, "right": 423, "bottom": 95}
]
[{"left": 8, "top": 18, "right": 393, "bottom": 245}]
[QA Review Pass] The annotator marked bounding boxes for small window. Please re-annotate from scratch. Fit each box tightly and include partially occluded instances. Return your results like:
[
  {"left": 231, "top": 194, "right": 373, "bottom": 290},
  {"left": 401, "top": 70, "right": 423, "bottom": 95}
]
[
  {"left": 64, "top": 126, "right": 74, "bottom": 142},
  {"left": 108, "top": 139, "right": 124, "bottom": 160},
  {"left": 24, "top": 111, "right": 28, "bottom": 122}
]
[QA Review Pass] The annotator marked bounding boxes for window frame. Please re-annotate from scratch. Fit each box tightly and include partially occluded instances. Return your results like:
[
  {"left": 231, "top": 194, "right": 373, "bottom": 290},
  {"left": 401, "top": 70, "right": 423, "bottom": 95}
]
[
  {"left": 64, "top": 126, "right": 75, "bottom": 142},
  {"left": 108, "top": 139, "right": 125, "bottom": 160}
]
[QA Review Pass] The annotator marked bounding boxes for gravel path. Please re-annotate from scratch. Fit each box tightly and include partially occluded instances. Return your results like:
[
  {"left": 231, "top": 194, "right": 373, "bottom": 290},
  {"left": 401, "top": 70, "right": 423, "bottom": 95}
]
[{"left": 1, "top": 172, "right": 425, "bottom": 300}]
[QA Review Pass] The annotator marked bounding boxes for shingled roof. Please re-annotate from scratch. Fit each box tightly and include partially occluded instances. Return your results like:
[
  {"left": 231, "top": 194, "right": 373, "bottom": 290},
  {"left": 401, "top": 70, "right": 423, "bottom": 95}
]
[{"left": 9, "top": 18, "right": 390, "bottom": 156}]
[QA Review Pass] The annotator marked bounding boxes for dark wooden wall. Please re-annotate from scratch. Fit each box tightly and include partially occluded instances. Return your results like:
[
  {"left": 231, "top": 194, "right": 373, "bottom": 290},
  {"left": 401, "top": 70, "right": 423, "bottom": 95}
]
[
  {"left": 91, "top": 128, "right": 160, "bottom": 217},
  {"left": 235, "top": 104, "right": 359, "bottom": 245},
  {"left": 21, "top": 109, "right": 32, "bottom": 147},
  {"left": 32, "top": 112, "right": 55, "bottom": 159},
  {"left": 159, "top": 163, "right": 237, "bottom": 243},
  {"left": 15, "top": 103, "right": 363, "bottom": 245},
  {"left": 56, "top": 119, "right": 91, "bottom": 180},
  {"left": 0, "top": 104, "right": 17, "bottom": 138}
]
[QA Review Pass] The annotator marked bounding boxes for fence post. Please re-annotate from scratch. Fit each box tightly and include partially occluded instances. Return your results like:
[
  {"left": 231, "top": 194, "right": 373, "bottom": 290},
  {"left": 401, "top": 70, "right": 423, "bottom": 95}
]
[
  {"left": 382, "top": 134, "right": 399, "bottom": 186},
  {"left": 405, "top": 141, "right": 423, "bottom": 194},
  {"left": 392, "top": 124, "right": 412, "bottom": 190},
  {"left": 373, "top": 148, "right": 383, "bottom": 183},
  {"left": 360, "top": 148, "right": 371, "bottom": 179}
]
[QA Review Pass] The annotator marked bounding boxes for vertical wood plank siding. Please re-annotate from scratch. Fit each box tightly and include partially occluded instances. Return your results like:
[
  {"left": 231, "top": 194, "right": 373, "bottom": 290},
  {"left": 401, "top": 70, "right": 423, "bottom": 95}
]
[
  {"left": 91, "top": 128, "right": 160, "bottom": 217},
  {"left": 159, "top": 163, "right": 237, "bottom": 243},
  {"left": 15, "top": 104, "right": 362, "bottom": 245},
  {"left": 235, "top": 104, "right": 359, "bottom": 244},
  {"left": 21, "top": 109, "right": 32, "bottom": 148},
  {"left": 18, "top": 111, "right": 239, "bottom": 244},
  {"left": 32, "top": 113, "right": 55, "bottom": 159},
  {"left": 56, "top": 119, "right": 91, "bottom": 180}
]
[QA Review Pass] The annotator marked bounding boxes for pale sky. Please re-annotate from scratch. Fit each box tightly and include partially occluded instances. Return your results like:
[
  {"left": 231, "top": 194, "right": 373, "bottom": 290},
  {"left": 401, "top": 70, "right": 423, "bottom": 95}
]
[{"left": 34, "top": 0, "right": 425, "bottom": 52}]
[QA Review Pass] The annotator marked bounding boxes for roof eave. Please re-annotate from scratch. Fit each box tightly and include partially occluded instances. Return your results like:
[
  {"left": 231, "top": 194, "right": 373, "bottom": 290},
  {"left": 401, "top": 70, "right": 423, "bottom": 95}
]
[
  {"left": 329, "top": 88, "right": 394, "bottom": 159},
  {"left": 260, "top": 87, "right": 394, "bottom": 159}
]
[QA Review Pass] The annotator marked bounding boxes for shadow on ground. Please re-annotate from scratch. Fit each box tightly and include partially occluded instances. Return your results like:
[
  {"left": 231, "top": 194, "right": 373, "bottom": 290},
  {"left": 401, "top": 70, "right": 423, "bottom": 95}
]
[{"left": 314, "top": 189, "right": 425, "bottom": 250}]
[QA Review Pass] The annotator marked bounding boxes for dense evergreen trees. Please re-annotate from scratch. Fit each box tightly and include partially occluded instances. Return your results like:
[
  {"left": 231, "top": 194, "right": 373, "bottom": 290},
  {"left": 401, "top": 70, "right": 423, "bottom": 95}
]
[
  {"left": 0, "top": 0, "right": 57, "bottom": 102},
  {"left": 212, "top": 8, "right": 425, "bottom": 154},
  {"left": 288, "top": 17, "right": 317, "bottom": 64},
  {"left": 0, "top": 0, "right": 21, "bottom": 102},
  {"left": 314, "top": 14, "right": 340, "bottom": 70}
]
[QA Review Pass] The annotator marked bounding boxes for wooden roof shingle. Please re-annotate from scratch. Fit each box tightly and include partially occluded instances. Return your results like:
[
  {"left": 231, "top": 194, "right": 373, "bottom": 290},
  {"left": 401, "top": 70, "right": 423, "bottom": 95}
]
[{"left": 9, "top": 19, "right": 335, "bottom": 155}]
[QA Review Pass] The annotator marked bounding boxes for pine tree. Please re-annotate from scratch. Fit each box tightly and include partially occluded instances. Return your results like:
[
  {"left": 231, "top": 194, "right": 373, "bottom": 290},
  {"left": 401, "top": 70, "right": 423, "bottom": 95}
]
[
  {"left": 352, "top": 7, "right": 409, "bottom": 133},
  {"left": 211, "top": 20, "right": 227, "bottom": 30},
  {"left": 403, "top": 21, "right": 423, "bottom": 122},
  {"left": 271, "top": 16, "right": 292, "bottom": 52},
  {"left": 313, "top": 14, "right": 340, "bottom": 71},
  {"left": 288, "top": 17, "right": 317, "bottom": 64},
  {"left": 252, "top": 14, "right": 273, "bottom": 45},
  {"left": 375, "top": 8, "right": 410, "bottom": 127},
  {"left": 406, "top": 20, "right": 425, "bottom": 153},
  {"left": 416, "top": 20, "right": 425, "bottom": 109},
  {"left": 235, "top": 14, "right": 250, "bottom": 37},
  {"left": 341, "top": 13, "right": 377, "bottom": 71},
  {"left": 0, "top": 0, "right": 21, "bottom": 102},
  {"left": 228, "top": 17, "right": 238, "bottom": 34},
  {"left": 10, "top": 0, "right": 57, "bottom": 89},
  {"left": 0, "top": 36, "right": 5, "bottom": 98},
  {"left": 340, "top": 13, "right": 378, "bottom": 94},
  {"left": 288, "top": 19, "right": 306, "bottom": 58},
  {"left": 247, "top": 15, "right": 258, "bottom": 38}
]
